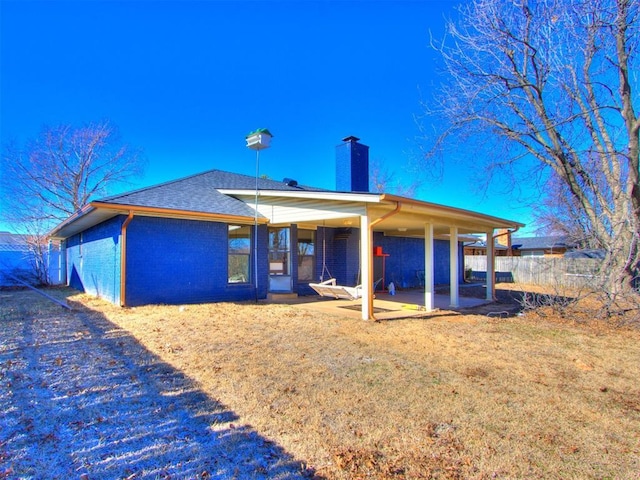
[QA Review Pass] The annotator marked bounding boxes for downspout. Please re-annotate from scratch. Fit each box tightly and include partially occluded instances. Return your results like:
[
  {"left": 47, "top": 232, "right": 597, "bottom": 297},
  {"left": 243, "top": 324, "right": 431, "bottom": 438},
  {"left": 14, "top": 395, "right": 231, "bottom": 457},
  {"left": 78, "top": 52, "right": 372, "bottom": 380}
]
[
  {"left": 490, "top": 225, "right": 520, "bottom": 301},
  {"left": 120, "top": 211, "right": 134, "bottom": 307},
  {"left": 364, "top": 201, "right": 402, "bottom": 320}
]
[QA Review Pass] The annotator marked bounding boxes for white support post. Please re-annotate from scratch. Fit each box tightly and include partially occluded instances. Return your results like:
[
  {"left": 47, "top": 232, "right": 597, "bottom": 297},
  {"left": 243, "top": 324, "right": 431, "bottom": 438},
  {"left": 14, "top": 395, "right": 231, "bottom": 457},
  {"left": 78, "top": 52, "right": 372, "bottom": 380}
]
[
  {"left": 449, "top": 226, "right": 459, "bottom": 308},
  {"left": 486, "top": 228, "right": 495, "bottom": 301},
  {"left": 360, "top": 214, "right": 374, "bottom": 320},
  {"left": 424, "top": 223, "right": 435, "bottom": 312}
]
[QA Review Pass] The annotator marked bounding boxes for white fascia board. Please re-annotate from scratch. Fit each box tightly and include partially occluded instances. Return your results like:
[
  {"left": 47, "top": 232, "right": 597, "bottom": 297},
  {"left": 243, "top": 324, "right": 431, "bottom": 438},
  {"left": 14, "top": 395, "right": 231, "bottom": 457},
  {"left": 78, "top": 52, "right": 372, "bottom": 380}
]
[
  {"left": 381, "top": 194, "right": 525, "bottom": 229},
  {"left": 218, "top": 189, "right": 383, "bottom": 203}
]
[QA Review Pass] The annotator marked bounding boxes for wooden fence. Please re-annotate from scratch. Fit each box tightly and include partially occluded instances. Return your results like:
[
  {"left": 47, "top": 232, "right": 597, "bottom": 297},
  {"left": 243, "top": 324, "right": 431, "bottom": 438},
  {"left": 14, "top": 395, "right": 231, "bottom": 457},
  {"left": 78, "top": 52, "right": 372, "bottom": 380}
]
[{"left": 464, "top": 255, "right": 602, "bottom": 289}]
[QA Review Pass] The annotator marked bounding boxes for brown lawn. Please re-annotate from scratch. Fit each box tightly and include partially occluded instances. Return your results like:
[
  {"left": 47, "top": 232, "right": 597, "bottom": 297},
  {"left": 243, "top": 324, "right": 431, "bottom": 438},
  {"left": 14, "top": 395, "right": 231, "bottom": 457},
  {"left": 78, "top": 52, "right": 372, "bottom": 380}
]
[{"left": 4, "top": 286, "right": 640, "bottom": 479}]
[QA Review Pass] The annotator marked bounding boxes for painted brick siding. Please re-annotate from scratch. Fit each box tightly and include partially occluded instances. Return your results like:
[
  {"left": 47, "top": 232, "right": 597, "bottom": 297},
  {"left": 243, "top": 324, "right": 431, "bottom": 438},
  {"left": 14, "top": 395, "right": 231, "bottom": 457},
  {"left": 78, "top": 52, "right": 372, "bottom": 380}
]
[
  {"left": 335, "top": 140, "right": 370, "bottom": 192},
  {"left": 375, "top": 233, "right": 464, "bottom": 288},
  {"left": 66, "top": 216, "right": 122, "bottom": 304},
  {"left": 327, "top": 228, "right": 361, "bottom": 287},
  {"left": 296, "top": 228, "right": 464, "bottom": 295},
  {"left": 319, "top": 227, "right": 336, "bottom": 281},
  {"left": 290, "top": 225, "right": 300, "bottom": 294},
  {"left": 124, "top": 217, "right": 266, "bottom": 306},
  {"left": 295, "top": 226, "right": 336, "bottom": 296},
  {"left": 255, "top": 224, "right": 269, "bottom": 299}
]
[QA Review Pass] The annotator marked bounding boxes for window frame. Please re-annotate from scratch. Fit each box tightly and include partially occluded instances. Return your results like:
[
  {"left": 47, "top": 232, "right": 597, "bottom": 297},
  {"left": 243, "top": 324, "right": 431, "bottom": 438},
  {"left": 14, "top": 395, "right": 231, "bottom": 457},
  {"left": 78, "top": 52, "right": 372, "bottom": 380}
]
[
  {"left": 268, "top": 227, "right": 291, "bottom": 276},
  {"left": 297, "top": 229, "right": 316, "bottom": 282},
  {"left": 227, "top": 224, "right": 251, "bottom": 284}
]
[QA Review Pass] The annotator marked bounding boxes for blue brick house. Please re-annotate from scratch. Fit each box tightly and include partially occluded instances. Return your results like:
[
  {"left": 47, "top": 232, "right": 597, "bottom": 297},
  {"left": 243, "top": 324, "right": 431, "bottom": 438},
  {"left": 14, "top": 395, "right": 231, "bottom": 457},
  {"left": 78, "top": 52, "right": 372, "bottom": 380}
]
[{"left": 50, "top": 136, "right": 523, "bottom": 319}]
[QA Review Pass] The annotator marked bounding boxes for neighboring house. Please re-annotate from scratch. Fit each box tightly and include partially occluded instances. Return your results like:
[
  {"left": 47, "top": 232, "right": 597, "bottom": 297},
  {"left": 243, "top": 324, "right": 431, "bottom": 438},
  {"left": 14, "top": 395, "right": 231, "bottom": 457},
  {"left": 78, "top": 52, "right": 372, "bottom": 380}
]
[
  {"left": 512, "top": 236, "right": 578, "bottom": 257},
  {"left": 0, "top": 232, "right": 32, "bottom": 285},
  {"left": 464, "top": 228, "right": 517, "bottom": 257},
  {"left": 564, "top": 249, "right": 605, "bottom": 259},
  {"left": 465, "top": 234, "right": 578, "bottom": 258},
  {"left": 49, "top": 136, "right": 523, "bottom": 319},
  {"left": 464, "top": 239, "right": 511, "bottom": 256},
  {"left": 0, "top": 232, "right": 62, "bottom": 286}
]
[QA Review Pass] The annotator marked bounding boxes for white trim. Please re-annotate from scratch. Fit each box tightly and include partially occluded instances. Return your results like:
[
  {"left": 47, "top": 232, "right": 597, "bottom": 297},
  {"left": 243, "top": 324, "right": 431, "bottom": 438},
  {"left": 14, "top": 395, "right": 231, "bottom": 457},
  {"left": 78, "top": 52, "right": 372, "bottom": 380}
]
[
  {"left": 360, "top": 214, "right": 373, "bottom": 320},
  {"left": 486, "top": 229, "right": 495, "bottom": 301},
  {"left": 424, "top": 223, "right": 435, "bottom": 312},
  {"left": 449, "top": 226, "right": 459, "bottom": 308},
  {"left": 219, "top": 189, "right": 383, "bottom": 203}
]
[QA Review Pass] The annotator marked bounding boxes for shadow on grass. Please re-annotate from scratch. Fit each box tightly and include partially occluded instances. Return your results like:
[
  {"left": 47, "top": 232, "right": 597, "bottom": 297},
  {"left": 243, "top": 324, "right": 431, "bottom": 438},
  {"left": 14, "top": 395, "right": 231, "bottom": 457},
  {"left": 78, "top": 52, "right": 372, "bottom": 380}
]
[{"left": 0, "top": 289, "right": 319, "bottom": 479}]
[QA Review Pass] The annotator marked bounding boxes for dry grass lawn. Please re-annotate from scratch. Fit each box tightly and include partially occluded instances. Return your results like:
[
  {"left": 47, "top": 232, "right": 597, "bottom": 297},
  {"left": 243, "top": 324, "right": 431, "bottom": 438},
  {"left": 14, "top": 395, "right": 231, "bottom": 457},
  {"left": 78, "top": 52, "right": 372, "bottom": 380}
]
[{"left": 4, "top": 286, "right": 640, "bottom": 479}]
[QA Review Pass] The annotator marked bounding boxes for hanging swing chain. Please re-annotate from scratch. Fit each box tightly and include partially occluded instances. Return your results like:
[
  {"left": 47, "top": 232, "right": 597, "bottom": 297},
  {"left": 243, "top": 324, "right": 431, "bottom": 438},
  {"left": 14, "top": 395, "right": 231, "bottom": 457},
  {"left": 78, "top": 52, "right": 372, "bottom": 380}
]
[{"left": 320, "top": 222, "right": 332, "bottom": 282}]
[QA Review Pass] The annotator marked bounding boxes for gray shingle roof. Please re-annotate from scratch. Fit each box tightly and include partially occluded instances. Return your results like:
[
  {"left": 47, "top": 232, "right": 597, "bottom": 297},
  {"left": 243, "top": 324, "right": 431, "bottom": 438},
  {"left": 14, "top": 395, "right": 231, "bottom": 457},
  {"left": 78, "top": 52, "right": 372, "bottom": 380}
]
[
  {"left": 0, "top": 232, "right": 29, "bottom": 252},
  {"left": 97, "top": 169, "right": 327, "bottom": 217},
  {"left": 512, "top": 236, "right": 576, "bottom": 250}
]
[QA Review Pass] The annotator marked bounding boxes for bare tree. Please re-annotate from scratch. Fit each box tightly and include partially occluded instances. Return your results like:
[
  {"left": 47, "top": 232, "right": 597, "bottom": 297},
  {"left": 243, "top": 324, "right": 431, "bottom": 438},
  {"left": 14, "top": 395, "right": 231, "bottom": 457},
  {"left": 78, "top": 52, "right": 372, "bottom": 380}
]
[
  {"left": 534, "top": 172, "right": 602, "bottom": 249},
  {"left": 1, "top": 121, "right": 143, "bottom": 283},
  {"left": 425, "top": 0, "right": 639, "bottom": 301},
  {"left": 2, "top": 121, "right": 143, "bottom": 225},
  {"left": 370, "top": 158, "right": 420, "bottom": 197}
]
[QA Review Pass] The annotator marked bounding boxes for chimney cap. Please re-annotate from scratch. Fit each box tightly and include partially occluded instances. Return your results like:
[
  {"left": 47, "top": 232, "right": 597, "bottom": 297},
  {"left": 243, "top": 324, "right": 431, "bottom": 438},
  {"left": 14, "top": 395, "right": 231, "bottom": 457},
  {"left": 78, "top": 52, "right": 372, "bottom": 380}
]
[{"left": 342, "top": 135, "right": 360, "bottom": 143}]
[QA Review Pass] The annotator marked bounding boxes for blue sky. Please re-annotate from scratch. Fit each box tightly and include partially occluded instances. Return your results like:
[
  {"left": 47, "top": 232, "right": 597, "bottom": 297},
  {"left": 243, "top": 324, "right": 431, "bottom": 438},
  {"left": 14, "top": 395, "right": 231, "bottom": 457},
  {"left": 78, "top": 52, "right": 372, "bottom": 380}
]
[{"left": 1, "top": 0, "right": 535, "bottom": 232}]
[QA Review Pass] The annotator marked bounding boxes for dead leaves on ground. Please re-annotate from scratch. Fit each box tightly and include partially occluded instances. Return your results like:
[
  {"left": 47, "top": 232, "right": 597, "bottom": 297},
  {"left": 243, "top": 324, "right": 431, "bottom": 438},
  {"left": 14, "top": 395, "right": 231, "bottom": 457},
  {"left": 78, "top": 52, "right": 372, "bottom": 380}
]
[{"left": 332, "top": 422, "right": 469, "bottom": 479}]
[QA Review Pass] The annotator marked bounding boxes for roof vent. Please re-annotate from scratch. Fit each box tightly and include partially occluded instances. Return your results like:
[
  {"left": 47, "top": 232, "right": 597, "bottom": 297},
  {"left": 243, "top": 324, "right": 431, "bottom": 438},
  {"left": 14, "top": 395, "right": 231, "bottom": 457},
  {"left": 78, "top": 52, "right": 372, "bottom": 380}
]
[{"left": 283, "top": 178, "right": 298, "bottom": 187}]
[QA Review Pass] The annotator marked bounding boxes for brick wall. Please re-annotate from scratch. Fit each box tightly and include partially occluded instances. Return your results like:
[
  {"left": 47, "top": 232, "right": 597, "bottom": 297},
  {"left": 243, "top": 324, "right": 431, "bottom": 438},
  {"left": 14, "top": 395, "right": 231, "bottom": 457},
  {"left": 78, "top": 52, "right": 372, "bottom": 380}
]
[
  {"left": 66, "top": 216, "right": 122, "bottom": 304},
  {"left": 125, "top": 217, "right": 267, "bottom": 306},
  {"left": 374, "top": 233, "right": 463, "bottom": 289},
  {"left": 335, "top": 138, "right": 370, "bottom": 192},
  {"left": 289, "top": 224, "right": 299, "bottom": 293},
  {"left": 326, "top": 227, "right": 361, "bottom": 287},
  {"left": 64, "top": 214, "right": 465, "bottom": 305},
  {"left": 297, "top": 227, "right": 464, "bottom": 294}
]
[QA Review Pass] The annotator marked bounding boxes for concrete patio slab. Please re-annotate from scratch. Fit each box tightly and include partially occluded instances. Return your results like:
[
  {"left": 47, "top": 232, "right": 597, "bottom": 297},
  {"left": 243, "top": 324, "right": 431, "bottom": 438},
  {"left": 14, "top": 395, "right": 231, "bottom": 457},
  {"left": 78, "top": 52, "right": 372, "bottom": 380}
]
[{"left": 270, "top": 288, "right": 491, "bottom": 320}]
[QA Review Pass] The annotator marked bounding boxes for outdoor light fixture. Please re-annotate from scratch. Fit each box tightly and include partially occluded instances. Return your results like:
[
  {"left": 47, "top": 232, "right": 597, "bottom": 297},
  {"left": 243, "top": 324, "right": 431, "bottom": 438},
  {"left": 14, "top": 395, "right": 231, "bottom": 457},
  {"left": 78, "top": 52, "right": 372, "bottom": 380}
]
[{"left": 246, "top": 128, "right": 273, "bottom": 302}]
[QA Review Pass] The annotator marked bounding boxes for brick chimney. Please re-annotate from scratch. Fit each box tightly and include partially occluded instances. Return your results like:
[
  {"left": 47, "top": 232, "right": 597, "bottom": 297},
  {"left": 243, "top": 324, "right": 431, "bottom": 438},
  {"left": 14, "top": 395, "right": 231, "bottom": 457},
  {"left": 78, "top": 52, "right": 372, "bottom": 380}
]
[
  {"left": 335, "top": 136, "right": 369, "bottom": 192},
  {"left": 495, "top": 228, "right": 513, "bottom": 255}
]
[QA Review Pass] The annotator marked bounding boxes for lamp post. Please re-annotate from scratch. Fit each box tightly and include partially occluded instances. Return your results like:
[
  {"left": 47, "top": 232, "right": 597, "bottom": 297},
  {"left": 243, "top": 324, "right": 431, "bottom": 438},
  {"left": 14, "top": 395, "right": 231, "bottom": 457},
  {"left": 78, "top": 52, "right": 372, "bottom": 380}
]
[{"left": 245, "top": 128, "right": 273, "bottom": 302}]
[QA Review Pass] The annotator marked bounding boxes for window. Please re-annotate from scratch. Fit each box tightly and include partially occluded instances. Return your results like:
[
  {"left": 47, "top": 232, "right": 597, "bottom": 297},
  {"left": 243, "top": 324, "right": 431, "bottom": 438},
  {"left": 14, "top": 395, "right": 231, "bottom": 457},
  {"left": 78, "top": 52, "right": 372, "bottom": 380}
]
[
  {"left": 268, "top": 227, "right": 290, "bottom": 275},
  {"left": 228, "top": 225, "right": 251, "bottom": 283},
  {"left": 297, "top": 230, "right": 315, "bottom": 281}
]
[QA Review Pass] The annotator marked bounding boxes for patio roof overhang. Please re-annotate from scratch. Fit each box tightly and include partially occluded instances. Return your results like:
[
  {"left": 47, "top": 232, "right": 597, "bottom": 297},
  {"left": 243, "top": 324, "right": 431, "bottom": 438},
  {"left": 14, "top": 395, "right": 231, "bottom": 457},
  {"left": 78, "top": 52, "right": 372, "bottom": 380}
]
[
  {"left": 219, "top": 189, "right": 524, "bottom": 235},
  {"left": 50, "top": 189, "right": 523, "bottom": 240}
]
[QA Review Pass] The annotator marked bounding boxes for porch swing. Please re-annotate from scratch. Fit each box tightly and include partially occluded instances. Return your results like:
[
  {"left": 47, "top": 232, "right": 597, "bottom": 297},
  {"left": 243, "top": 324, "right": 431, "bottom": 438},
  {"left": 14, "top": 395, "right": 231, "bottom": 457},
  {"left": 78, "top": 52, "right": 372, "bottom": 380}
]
[
  {"left": 308, "top": 226, "right": 381, "bottom": 300},
  {"left": 309, "top": 276, "right": 364, "bottom": 301}
]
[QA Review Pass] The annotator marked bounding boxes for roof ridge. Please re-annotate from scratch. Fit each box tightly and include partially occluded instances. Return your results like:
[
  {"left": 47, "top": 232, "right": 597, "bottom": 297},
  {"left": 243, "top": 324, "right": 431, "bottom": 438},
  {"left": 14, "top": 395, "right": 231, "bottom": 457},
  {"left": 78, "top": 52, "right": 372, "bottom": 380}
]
[{"left": 96, "top": 168, "right": 330, "bottom": 205}]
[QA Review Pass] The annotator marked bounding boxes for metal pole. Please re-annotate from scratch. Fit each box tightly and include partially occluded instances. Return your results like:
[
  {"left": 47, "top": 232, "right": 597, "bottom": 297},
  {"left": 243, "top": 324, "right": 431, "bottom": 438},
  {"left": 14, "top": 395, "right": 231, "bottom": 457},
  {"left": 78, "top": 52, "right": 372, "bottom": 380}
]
[
  {"left": 254, "top": 149, "right": 260, "bottom": 302},
  {"left": 245, "top": 128, "right": 272, "bottom": 303}
]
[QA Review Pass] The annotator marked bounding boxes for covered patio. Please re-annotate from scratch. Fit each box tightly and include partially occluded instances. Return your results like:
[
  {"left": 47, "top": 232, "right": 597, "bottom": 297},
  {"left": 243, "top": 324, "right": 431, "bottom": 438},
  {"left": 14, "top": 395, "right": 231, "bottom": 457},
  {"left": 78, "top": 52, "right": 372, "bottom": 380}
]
[{"left": 225, "top": 188, "right": 524, "bottom": 320}]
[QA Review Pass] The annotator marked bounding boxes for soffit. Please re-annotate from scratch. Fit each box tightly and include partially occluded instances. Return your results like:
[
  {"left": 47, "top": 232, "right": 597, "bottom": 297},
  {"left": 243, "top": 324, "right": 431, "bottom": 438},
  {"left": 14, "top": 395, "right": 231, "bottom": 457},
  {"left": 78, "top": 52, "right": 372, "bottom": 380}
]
[
  {"left": 48, "top": 202, "right": 263, "bottom": 240},
  {"left": 233, "top": 192, "right": 524, "bottom": 236}
]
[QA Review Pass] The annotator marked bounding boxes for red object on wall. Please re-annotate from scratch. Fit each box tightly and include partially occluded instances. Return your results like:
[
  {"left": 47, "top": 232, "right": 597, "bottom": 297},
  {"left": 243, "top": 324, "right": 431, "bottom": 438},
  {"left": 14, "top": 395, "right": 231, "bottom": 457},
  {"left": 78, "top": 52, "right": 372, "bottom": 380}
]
[{"left": 374, "top": 246, "right": 383, "bottom": 256}]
